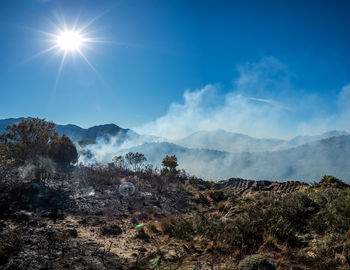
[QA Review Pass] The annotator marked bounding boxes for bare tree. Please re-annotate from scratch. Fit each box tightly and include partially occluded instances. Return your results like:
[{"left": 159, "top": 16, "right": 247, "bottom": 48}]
[
  {"left": 125, "top": 152, "right": 147, "bottom": 171},
  {"left": 112, "top": 155, "right": 127, "bottom": 170}
]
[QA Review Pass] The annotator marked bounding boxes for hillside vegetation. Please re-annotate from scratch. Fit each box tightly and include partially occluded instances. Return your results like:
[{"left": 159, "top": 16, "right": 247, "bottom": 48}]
[{"left": 0, "top": 119, "right": 350, "bottom": 270}]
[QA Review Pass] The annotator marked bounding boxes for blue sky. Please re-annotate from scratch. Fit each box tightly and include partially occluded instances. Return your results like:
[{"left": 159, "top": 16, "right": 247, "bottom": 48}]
[{"left": 0, "top": 0, "right": 349, "bottom": 138}]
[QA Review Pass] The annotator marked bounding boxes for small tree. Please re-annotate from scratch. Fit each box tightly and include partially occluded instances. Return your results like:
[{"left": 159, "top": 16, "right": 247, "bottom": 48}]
[
  {"left": 125, "top": 152, "right": 147, "bottom": 171},
  {"left": 48, "top": 135, "right": 78, "bottom": 168},
  {"left": 0, "top": 118, "right": 58, "bottom": 164},
  {"left": 0, "top": 118, "right": 78, "bottom": 170},
  {"left": 162, "top": 155, "right": 178, "bottom": 172},
  {"left": 113, "top": 155, "right": 127, "bottom": 170}
]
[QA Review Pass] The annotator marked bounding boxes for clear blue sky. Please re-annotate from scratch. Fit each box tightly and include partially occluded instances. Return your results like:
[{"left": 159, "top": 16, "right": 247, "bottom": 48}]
[{"left": 1, "top": 0, "right": 349, "bottom": 136}]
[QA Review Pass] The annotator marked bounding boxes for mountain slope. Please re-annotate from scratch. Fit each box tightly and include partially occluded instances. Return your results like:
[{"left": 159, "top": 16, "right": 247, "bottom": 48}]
[
  {"left": 175, "top": 129, "right": 349, "bottom": 153},
  {"left": 1, "top": 118, "right": 349, "bottom": 182},
  {"left": 175, "top": 129, "right": 285, "bottom": 152},
  {"left": 124, "top": 136, "right": 350, "bottom": 182},
  {"left": 0, "top": 117, "right": 136, "bottom": 144}
]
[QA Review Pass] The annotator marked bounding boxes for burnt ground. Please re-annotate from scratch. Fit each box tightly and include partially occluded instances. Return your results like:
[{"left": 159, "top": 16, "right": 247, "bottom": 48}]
[{"left": 0, "top": 169, "right": 348, "bottom": 270}]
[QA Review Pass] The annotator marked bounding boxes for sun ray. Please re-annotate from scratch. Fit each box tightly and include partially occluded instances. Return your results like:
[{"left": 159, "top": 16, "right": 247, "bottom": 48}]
[
  {"left": 54, "top": 50, "right": 67, "bottom": 90},
  {"left": 78, "top": 10, "right": 109, "bottom": 33},
  {"left": 76, "top": 48, "right": 110, "bottom": 89},
  {"left": 21, "top": 45, "right": 59, "bottom": 65},
  {"left": 22, "top": 26, "right": 58, "bottom": 38},
  {"left": 72, "top": 11, "right": 81, "bottom": 31},
  {"left": 76, "top": 48, "right": 96, "bottom": 73}
]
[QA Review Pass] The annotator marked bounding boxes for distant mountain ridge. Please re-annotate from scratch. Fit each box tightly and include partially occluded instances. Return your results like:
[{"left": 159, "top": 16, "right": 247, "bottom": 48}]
[
  {"left": 175, "top": 129, "right": 349, "bottom": 152},
  {"left": 0, "top": 117, "right": 137, "bottom": 144},
  {"left": 1, "top": 117, "right": 349, "bottom": 182},
  {"left": 1, "top": 117, "right": 347, "bottom": 151}
]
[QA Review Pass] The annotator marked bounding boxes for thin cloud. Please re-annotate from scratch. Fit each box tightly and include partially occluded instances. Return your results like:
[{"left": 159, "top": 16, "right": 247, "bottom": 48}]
[{"left": 248, "top": 97, "right": 292, "bottom": 111}]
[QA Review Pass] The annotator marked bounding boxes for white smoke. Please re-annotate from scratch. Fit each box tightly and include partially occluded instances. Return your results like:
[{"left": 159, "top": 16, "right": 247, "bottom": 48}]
[
  {"left": 338, "top": 83, "right": 350, "bottom": 128},
  {"left": 18, "top": 163, "right": 36, "bottom": 179},
  {"left": 77, "top": 57, "right": 350, "bottom": 182},
  {"left": 135, "top": 57, "right": 349, "bottom": 140},
  {"left": 77, "top": 132, "right": 166, "bottom": 164}
]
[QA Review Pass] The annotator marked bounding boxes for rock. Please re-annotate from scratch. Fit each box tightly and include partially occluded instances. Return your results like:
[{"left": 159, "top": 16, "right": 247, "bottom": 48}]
[
  {"left": 238, "top": 254, "right": 276, "bottom": 270},
  {"left": 100, "top": 224, "right": 122, "bottom": 236}
]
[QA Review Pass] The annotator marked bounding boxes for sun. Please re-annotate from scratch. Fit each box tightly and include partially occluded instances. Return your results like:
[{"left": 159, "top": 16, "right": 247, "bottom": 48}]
[
  {"left": 27, "top": 13, "right": 115, "bottom": 88},
  {"left": 56, "top": 30, "right": 84, "bottom": 52}
]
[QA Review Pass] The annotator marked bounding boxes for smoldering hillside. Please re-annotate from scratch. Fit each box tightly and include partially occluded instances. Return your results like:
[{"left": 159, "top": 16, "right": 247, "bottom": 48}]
[
  {"left": 77, "top": 129, "right": 350, "bottom": 182},
  {"left": 120, "top": 135, "right": 350, "bottom": 182},
  {"left": 1, "top": 118, "right": 350, "bottom": 182},
  {"left": 174, "top": 129, "right": 349, "bottom": 152}
]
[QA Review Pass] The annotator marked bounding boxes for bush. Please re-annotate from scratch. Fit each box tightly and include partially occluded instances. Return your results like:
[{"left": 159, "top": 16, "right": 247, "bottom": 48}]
[
  {"left": 81, "top": 164, "right": 121, "bottom": 191},
  {"left": 125, "top": 152, "right": 147, "bottom": 171},
  {"left": 48, "top": 134, "right": 78, "bottom": 168},
  {"left": 159, "top": 187, "right": 349, "bottom": 261},
  {"left": 308, "top": 189, "right": 350, "bottom": 234},
  {"left": 0, "top": 118, "right": 58, "bottom": 164},
  {"left": 318, "top": 175, "right": 349, "bottom": 189},
  {"left": 0, "top": 118, "right": 78, "bottom": 169},
  {"left": 162, "top": 155, "right": 178, "bottom": 172},
  {"left": 209, "top": 190, "right": 225, "bottom": 202},
  {"left": 161, "top": 216, "right": 195, "bottom": 241}
]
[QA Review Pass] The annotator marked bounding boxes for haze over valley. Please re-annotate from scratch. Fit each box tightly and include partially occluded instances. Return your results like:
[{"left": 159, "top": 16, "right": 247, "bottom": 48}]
[{"left": 1, "top": 118, "right": 349, "bottom": 182}]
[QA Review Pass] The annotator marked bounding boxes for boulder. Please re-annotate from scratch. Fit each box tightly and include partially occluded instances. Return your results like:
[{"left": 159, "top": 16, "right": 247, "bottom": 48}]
[{"left": 238, "top": 254, "right": 276, "bottom": 270}]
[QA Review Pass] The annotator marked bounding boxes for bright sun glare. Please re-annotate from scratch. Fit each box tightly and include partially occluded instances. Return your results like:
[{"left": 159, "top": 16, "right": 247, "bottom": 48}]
[
  {"left": 56, "top": 31, "right": 84, "bottom": 52},
  {"left": 27, "top": 13, "right": 111, "bottom": 88}
]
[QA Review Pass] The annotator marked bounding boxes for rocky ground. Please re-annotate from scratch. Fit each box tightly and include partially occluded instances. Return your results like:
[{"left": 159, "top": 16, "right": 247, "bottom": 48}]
[{"left": 0, "top": 168, "right": 349, "bottom": 270}]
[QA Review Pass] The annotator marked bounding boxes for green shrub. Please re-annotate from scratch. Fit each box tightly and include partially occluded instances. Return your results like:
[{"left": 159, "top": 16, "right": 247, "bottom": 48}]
[
  {"left": 0, "top": 118, "right": 78, "bottom": 168},
  {"left": 319, "top": 175, "right": 349, "bottom": 188},
  {"left": 309, "top": 189, "right": 350, "bottom": 234}
]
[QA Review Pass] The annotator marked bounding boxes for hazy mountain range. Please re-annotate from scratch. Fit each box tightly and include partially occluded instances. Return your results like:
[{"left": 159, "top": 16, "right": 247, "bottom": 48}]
[
  {"left": 174, "top": 129, "right": 349, "bottom": 152},
  {"left": 126, "top": 136, "right": 350, "bottom": 181},
  {"left": 1, "top": 117, "right": 349, "bottom": 182}
]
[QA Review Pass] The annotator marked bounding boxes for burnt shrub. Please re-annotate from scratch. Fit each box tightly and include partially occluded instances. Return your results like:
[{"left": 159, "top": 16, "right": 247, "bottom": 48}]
[
  {"left": 209, "top": 190, "right": 225, "bottom": 202},
  {"left": 0, "top": 230, "right": 22, "bottom": 266},
  {"left": 161, "top": 216, "right": 195, "bottom": 241},
  {"left": 82, "top": 164, "right": 121, "bottom": 191},
  {"left": 100, "top": 224, "right": 123, "bottom": 236}
]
